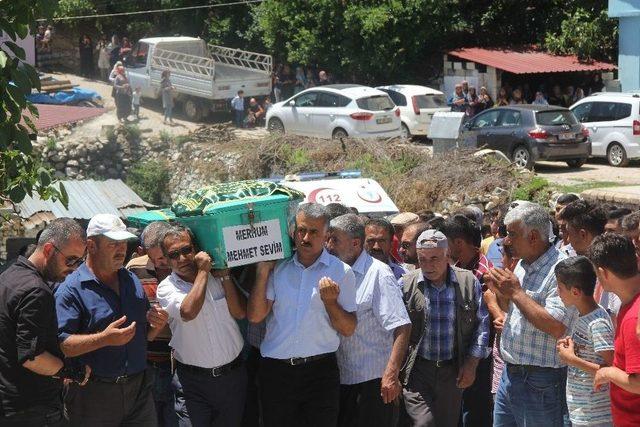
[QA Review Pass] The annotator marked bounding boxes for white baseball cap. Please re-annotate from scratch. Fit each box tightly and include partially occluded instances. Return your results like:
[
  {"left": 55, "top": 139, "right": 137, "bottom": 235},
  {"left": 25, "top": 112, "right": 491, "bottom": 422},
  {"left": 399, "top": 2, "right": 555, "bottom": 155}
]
[{"left": 87, "top": 214, "right": 138, "bottom": 241}]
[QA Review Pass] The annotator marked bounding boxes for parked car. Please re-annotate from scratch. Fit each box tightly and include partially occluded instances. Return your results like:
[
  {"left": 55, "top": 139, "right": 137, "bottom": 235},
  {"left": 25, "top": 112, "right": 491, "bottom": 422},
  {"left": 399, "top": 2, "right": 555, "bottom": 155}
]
[
  {"left": 376, "top": 84, "right": 449, "bottom": 139},
  {"left": 266, "top": 84, "right": 401, "bottom": 139},
  {"left": 460, "top": 105, "right": 591, "bottom": 169},
  {"left": 570, "top": 93, "right": 640, "bottom": 167}
]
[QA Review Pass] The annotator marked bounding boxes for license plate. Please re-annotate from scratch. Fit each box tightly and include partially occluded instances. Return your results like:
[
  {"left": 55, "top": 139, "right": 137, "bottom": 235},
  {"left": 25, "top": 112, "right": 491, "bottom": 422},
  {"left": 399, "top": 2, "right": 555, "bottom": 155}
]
[
  {"left": 558, "top": 132, "right": 574, "bottom": 140},
  {"left": 376, "top": 117, "right": 392, "bottom": 124}
]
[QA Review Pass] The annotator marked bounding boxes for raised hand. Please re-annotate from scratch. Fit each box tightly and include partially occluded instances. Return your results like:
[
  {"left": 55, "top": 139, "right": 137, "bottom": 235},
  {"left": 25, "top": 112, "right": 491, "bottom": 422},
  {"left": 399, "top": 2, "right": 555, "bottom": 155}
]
[{"left": 101, "top": 315, "right": 136, "bottom": 346}]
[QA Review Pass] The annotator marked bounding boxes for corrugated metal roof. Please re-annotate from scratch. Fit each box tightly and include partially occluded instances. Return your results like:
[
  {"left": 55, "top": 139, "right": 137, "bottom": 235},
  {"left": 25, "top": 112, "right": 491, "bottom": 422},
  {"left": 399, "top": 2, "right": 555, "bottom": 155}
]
[
  {"left": 15, "top": 179, "right": 155, "bottom": 220},
  {"left": 448, "top": 48, "right": 617, "bottom": 74}
]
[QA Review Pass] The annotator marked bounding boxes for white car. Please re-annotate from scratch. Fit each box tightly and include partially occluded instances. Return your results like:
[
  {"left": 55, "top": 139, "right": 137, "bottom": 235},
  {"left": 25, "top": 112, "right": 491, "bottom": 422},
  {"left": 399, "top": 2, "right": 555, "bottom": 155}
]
[
  {"left": 570, "top": 93, "right": 640, "bottom": 166},
  {"left": 376, "top": 84, "right": 449, "bottom": 138},
  {"left": 266, "top": 84, "right": 401, "bottom": 139}
]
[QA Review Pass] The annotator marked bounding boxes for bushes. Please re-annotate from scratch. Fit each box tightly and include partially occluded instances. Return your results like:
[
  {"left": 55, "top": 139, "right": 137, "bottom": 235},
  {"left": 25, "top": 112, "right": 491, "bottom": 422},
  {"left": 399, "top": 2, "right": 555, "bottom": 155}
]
[{"left": 126, "top": 160, "right": 171, "bottom": 206}]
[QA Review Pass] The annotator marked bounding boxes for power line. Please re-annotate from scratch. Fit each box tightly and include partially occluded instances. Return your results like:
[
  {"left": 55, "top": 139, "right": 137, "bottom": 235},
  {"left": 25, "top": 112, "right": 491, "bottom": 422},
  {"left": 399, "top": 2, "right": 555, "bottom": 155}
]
[{"left": 37, "top": 0, "right": 263, "bottom": 22}]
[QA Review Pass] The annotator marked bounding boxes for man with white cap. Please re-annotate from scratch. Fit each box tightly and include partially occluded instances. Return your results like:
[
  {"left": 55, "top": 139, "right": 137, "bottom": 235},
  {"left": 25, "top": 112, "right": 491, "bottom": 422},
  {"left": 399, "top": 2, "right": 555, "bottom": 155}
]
[
  {"left": 400, "top": 229, "right": 490, "bottom": 427},
  {"left": 55, "top": 213, "right": 169, "bottom": 426}
]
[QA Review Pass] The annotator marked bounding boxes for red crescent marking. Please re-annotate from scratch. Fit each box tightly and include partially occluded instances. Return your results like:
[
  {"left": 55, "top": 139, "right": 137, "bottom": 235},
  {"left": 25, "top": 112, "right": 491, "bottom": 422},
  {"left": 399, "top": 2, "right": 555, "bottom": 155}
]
[
  {"left": 357, "top": 188, "right": 382, "bottom": 204},
  {"left": 307, "top": 187, "right": 332, "bottom": 203}
]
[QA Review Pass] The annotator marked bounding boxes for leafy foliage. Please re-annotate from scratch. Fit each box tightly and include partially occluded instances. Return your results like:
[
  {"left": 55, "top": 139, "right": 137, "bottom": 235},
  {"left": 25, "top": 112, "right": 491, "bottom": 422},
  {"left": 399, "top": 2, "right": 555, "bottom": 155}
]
[
  {"left": 126, "top": 160, "right": 170, "bottom": 206},
  {"left": 1, "top": 0, "right": 68, "bottom": 207},
  {"left": 545, "top": 8, "right": 618, "bottom": 62}
]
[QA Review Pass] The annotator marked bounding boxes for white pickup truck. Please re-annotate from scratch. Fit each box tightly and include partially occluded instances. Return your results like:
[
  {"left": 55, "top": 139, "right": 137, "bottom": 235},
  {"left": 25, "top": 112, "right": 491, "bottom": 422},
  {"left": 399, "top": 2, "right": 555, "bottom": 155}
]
[{"left": 126, "top": 36, "right": 272, "bottom": 121}]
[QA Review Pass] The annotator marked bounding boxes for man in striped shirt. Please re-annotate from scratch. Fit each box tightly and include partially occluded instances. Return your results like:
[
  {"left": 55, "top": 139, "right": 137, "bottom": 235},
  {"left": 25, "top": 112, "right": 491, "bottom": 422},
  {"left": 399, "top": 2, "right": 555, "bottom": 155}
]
[{"left": 326, "top": 214, "right": 411, "bottom": 427}]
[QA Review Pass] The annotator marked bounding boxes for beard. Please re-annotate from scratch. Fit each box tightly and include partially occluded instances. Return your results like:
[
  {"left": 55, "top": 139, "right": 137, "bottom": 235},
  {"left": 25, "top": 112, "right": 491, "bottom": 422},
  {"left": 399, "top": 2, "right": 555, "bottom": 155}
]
[{"left": 42, "top": 258, "right": 66, "bottom": 283}]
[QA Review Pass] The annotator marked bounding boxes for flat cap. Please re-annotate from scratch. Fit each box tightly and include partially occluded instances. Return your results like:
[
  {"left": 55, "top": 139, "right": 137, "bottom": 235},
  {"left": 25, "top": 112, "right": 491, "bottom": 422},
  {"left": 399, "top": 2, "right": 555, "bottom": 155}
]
[{"left": 416, "top": 229, "right": 448, "bottom": 249}]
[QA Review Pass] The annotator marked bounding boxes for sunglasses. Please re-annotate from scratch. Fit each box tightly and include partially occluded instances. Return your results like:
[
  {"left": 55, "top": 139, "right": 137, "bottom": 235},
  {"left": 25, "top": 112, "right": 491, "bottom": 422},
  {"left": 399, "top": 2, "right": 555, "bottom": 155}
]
[
  {"left": 399, "top": 242, "right": 412, "bottom": 250},
  {"left": 166, "top": 245, "right": 194, "bottom": 260},
  {"left": 52, "top": 244, "right": 86, "bottom": 268}
]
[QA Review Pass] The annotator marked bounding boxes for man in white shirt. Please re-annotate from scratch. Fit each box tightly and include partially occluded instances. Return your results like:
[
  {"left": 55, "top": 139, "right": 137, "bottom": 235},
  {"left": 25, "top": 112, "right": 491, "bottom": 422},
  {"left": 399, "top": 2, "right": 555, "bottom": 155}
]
[
  {"left": 231, "top": 90, "right": 245, "bottom": 128},
  {"left": 248, "top": 203, "right": 357, "bottom": 427},
  {"left": 157, "top": 225, "right": 247, "bottom": 427},
  {"left": 326, "top": 214, "right": 411, "bottom": 427}
]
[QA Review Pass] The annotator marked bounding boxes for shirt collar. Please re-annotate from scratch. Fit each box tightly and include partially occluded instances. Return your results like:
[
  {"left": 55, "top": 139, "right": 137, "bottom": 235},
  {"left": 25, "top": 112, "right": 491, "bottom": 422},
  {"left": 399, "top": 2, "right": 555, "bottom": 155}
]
[
  {"left": 351, "top": 250, "right": 371, "bottom": 276},
  {"left": 76, "top": 262, "right": 130, "bottom": 284},
  {"left": 521, "top": 244, "right": 558, "bottom": 273},
  {"left": 292, "top": 248, "right": 332, "bottom": 269},
  {"left": 15, "top": 255, "right": 39, "bottom": 273}
]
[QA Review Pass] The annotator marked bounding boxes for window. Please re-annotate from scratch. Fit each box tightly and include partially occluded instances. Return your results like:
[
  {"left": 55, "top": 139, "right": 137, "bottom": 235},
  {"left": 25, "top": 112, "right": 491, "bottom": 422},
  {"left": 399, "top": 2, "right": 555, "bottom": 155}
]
[
  {"left": 356, "top": 95, "right": 395, "bottom": 111},
  {"left": 535, "top": 110, "right": 578, "bottom": 126},
  {"left": 587, "top": 102, "right": 632, "bottom": 122},
  {"left": 571, "top": 102, "right": 592, "bottom": 122},
  {"left": 472, "top": 110, "right": 501, "bottom": 128},
  {"left": 337, "top": 95, "right": 351, "bottom": 107},
  {"left": 130, "top": 42, "right": 149, "bottom": 68},
  {"left": 317, "top": 92, "right": 339, "bottom": 107},
  {"left": 414, "top": 94, "right": 447, "bottom": 109},
  {"left": 294, "top": 92, "right": 318, "bottom": 107},
  {"left": 380, "top": 90, "right": 407, "bottom": 106},
  {"left": 499, "top": 110, "right": 522, "bottom": 126}
]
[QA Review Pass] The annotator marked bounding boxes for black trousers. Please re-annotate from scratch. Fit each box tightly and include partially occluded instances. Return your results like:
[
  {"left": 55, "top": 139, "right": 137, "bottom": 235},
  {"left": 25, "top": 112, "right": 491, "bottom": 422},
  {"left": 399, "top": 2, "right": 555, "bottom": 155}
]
[
  {"left": 242, "top": 346, "right": 262, "bottom": 427},
  {"left": 0, "top": 405, "right": 63, "bottom": 427},
  {"left": 64, "top": 370, "right": 156, "bottom": 427},
  {"left": 460, "top": 355, "right": 493, "bottom": 427},
  {"left": 260, "top": 354, "right": 340, "bottom": 427},
  {"left": 338, "top": 378, "right": 398, "bottom": 427},
  {"left": 177, "top": 362, "right": 247, "bottom": 427}
]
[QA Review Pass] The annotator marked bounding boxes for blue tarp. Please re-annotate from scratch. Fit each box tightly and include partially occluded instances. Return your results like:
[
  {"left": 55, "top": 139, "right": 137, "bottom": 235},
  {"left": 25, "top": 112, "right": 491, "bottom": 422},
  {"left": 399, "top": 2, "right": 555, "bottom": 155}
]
[{"left": 27, "top": 87, "right": 102, "bottom": 105}]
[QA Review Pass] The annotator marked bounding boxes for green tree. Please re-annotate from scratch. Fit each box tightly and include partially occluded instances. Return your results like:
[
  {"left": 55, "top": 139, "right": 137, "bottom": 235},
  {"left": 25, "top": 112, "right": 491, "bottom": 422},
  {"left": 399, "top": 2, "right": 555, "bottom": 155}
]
[
  {"left": 1, "top": 0, "right": 68, "bottom": 207},
  {"left": 545, "top": 8, "right": 618, "bottom": 62}
]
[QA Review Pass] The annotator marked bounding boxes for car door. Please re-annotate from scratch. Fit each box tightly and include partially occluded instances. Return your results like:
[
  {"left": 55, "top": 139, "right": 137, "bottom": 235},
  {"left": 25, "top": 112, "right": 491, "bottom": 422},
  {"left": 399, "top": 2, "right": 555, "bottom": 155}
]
[
  {"left": 572, "top": 101, "right": 601, "bottom": 154},
  {"left": 314, "top": 92, "right": 343, "bottom": 136},
  {"left": 125, "top": 42, "right": 153, "bottom": 97},
  {"left": 288, "top": 91, "right": 319, "bottom": 135},
  {"left": 494, "top": 109, "right": 524, "bottom": 154},
  {"left": 584, "top": 101, "right": 629, "bottom": 157},
  {"left": 465, "top": 109, "right": 503, "bottom": 150}
]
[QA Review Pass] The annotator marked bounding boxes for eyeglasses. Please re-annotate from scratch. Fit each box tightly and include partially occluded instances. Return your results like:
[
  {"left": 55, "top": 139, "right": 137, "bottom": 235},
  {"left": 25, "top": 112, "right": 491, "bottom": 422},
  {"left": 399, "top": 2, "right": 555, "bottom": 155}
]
[
  {"left": 52, "top": 244, "right": 86, "bottom": 268},
  {"left": 166, "top": 245, "right": 194, "bottom": 260},
  {"left": 399, "top": 242, "right": 412, "bottom": 250}
]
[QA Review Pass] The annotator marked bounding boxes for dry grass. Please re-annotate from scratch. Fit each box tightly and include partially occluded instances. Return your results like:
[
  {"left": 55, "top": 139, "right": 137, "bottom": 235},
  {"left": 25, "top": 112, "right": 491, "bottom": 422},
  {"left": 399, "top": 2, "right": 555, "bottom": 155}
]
[{"left": 172, "top": 127, "right": 524, "bottom": 212}]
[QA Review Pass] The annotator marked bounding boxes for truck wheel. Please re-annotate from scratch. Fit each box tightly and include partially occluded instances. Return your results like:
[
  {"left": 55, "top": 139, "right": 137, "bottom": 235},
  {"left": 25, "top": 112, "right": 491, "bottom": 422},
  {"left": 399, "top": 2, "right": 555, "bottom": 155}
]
[{"left": 183, "top": 98, "right": 203, "bottom": 122}]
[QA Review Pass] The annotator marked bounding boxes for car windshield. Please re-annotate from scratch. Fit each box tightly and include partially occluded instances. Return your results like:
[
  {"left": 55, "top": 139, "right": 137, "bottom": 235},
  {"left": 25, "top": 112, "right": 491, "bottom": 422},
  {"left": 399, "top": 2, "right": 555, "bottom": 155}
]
[
  {"left": 414, "top": 94, "right": 446, "bottom": 108},
  {"left": 535, "top": 110, "right": 578, "bottom": 126},
  {"left": 356, "top": 95, "right": 395, "bottom": 111}
]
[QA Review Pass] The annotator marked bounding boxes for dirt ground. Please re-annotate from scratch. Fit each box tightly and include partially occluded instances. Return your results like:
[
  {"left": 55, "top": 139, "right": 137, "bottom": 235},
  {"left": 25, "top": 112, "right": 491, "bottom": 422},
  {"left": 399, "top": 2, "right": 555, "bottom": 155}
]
[
  {"left": 43, "top": 71, "right": 267, "bottom": 140},
  {"left": 535, "top": 159, "right": 640, "bottom": 186}
]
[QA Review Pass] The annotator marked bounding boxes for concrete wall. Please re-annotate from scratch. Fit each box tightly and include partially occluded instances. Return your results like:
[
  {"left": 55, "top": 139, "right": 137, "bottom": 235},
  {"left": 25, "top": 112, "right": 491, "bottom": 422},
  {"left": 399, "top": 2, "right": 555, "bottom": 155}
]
[
  {"left": 443, "top": 55, "right": 499, "bottom": 99},
  {"left": 609, "top": 0, "right": 640, "bottom": 91}
]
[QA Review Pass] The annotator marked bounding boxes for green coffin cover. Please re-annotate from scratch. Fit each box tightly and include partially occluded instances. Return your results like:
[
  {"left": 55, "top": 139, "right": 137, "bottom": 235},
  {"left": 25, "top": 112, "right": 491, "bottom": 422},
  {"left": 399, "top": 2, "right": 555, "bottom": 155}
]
[{"left": 171, "top": 180, "right": 305, "bottom": 217}]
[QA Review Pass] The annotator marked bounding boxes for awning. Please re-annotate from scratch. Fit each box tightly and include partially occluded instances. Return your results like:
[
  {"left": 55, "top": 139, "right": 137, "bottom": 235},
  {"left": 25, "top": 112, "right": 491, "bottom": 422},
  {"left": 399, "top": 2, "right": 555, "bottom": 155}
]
[{"left": 448, "top": 48, "right": 617, "bottom": 74}]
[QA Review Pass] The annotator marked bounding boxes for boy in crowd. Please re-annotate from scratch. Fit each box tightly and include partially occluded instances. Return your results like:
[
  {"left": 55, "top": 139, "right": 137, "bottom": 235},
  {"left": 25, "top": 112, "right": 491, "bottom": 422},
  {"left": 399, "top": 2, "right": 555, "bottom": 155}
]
[
  {"left": 588, "top": 234, "right": 640, "bottom": 427},
  {"left": 555, "top": 256, "right": 614, "bottom": 427},
  {"left": 132, "top": 87, "right": 142, "bottom": 120}
]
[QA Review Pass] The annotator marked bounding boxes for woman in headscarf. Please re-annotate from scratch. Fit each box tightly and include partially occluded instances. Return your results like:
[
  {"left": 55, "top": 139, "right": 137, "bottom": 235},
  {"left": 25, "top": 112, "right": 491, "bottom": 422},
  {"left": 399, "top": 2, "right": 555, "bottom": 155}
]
[
  {"left": 113, "top": 66, "right": 132, "bottom": 122},
  {"left": 294, "top": 66, "right": 307, "bottom": 94},
  {"left": 96, "top": 35, "right": 111, "bottom": 82},
  {"left": 108, "top": 61, "right": 123, "bottom": 84}
]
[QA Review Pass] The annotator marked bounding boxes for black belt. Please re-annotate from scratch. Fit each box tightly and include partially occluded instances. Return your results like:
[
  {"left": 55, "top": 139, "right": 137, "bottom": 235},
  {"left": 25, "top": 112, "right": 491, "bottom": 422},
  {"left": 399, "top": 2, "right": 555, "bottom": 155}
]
[
  {"left": 272, "top": 352, "right": 333, "bottom": 366},
  {"left": 421, "top": 358, "right": 455, "bottom": 368},
  {"left": 506, "top": 363, "right": 559, "bottom": 374},
  {"left": 91, "top": 370, "right": 144, "bottom": 384},
  {"left": 176, "top": 355, "right": 242, "bottom": 377}
]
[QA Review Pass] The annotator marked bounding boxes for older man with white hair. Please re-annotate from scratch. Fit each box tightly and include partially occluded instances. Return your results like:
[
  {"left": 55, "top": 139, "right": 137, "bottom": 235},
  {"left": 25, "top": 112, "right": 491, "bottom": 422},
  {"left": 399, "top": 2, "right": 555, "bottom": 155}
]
[
  {"left": 400, "top": 229, "right": 490, "bottom": 427},
  {"left": 487, "top": 203, "right": 577, "bottom": 427}
]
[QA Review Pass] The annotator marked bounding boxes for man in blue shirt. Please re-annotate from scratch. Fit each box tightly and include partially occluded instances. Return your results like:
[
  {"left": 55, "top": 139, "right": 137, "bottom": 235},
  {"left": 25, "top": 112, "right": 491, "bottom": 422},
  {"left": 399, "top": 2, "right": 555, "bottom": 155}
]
[
  {"left": 327, "top": 214, "right": 411, "bottom": 427},
  {"left": 248, "top": 203, "right": 357, "bottom": 427},
  {"left": 400, "top": 230, "right": 490, "bottom": 427},
  {"left": 55, "top": 214, "right": 169, "bottom": 427}
]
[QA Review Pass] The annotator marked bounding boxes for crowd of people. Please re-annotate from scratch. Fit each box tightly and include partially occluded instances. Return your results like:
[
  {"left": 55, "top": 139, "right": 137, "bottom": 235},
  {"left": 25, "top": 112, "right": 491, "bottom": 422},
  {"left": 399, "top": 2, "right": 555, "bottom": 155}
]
[
  {"left": 448, "top": 74, "right": 606, "bottom": 118},
  {"left": 271, "top": 64, "right": 334, "bottom": 102},
  {"left": 2, "top": 193, "right": 640, "bottom": 427}
]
